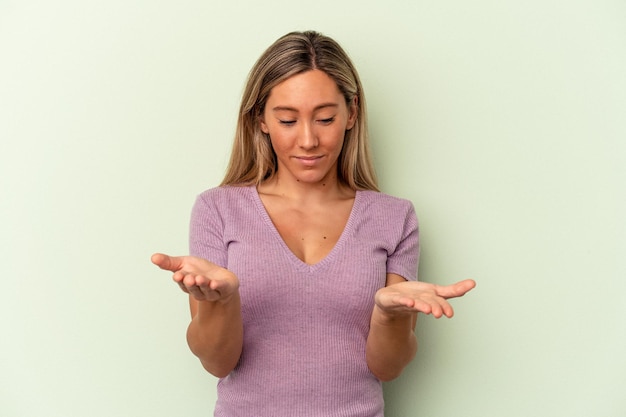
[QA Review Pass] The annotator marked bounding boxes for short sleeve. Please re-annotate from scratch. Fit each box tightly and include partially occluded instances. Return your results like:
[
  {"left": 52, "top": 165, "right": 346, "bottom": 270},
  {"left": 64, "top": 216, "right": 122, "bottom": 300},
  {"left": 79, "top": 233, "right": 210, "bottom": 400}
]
[
  {"left": 386, "top": 202, "right": 420, "bottom": 281},
  {"left": 189, "top": 191, "right": 228, "bottom": 268}
]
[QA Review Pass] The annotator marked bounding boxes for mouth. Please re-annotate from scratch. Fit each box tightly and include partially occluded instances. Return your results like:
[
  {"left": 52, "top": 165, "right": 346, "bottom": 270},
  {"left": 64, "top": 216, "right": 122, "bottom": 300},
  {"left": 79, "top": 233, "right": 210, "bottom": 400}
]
[{"left": 294, "top": 155, "right": 323, "bottom": 166}]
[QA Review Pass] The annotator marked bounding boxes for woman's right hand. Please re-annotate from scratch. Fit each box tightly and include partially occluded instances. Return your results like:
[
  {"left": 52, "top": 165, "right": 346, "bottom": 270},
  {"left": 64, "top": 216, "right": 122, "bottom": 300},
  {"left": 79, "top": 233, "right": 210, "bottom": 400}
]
[{"left": 151, "top": 253, "right": 239, "bottom": 303}]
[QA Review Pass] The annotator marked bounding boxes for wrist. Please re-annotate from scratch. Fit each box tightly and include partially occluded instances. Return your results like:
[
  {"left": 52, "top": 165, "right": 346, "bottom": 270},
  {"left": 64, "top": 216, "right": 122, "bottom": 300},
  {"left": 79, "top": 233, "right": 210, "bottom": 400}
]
[
  {"left": 196, "top": 291, "right": 241, "bottom": 317},
  {"left": 372, "top": 304, "right": 416, "bottom": 326}
]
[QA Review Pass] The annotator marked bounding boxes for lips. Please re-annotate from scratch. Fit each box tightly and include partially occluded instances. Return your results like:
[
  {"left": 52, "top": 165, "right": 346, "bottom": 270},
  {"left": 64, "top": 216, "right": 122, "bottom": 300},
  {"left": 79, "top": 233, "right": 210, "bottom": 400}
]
[{"left": 294, "top": 155, "right": 323, "bottom": 167}]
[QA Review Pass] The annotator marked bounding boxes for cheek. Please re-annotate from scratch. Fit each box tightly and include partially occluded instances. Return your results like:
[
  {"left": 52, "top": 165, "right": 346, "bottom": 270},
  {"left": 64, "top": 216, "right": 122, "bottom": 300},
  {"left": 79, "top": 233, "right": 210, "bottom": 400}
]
[
  {"left": 330, "top": 126, "right": 348, "bottom": 148},
  {"left": 267, "top": 131, "right": 291, "bottom": 152}
]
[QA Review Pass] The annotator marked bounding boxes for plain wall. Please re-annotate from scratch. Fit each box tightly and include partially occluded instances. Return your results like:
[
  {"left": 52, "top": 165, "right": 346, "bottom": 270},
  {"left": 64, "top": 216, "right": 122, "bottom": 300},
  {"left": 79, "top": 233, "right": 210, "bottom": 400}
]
[{"left": 1, "top": 1, "right": 624, "bottom": 416}]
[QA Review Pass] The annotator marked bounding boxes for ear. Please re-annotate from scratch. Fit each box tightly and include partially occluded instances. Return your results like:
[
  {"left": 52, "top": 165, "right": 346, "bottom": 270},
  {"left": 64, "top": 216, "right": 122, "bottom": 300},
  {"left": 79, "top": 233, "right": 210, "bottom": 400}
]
[
  {"left": 346, "top": 96, "right": 358, "bottom": 130},
  {"left": 259, "top": 115, "right": 269, "bottom": 134}
]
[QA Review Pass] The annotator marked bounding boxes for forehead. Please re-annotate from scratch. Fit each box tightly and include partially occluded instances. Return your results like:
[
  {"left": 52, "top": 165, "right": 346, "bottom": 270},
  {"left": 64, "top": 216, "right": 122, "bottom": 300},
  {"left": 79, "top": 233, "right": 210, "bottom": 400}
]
[{"left": 266, "top": 70, "right": 344, "bottom": 111}]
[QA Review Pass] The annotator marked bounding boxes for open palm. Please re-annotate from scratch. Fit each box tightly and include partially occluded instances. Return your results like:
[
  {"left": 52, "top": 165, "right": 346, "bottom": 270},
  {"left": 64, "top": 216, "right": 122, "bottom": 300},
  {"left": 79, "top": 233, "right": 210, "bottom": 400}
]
[
  {"left": 375, "top": 279, "right": 476, "bottom": 318},
  {"left": 151, "top": 253, "right": 239, "bottom": 302}
]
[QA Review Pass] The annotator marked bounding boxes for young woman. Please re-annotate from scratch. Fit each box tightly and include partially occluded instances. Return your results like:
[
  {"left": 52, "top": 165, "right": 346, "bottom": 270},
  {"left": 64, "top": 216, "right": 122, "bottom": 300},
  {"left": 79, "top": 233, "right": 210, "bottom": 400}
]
[{"left": 152, "top": 30, "right": 475, "bottom": 417}]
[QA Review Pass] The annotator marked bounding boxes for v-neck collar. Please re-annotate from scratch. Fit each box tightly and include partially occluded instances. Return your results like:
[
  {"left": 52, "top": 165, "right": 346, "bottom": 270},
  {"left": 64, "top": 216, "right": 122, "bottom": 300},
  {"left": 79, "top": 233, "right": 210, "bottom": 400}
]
[{"left": 249, "top": 185, "right": 361, "bottom": 273}]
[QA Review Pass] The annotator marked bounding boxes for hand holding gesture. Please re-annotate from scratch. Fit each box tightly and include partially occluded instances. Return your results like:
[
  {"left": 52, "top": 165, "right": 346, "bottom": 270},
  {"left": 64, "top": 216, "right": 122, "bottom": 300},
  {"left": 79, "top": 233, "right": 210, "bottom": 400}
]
[
  {"left": 151, "top": 253, "right": 239, "bottom": 303},
  {"left": 375, "top": 279, "right": 476, "bottom": 319}
]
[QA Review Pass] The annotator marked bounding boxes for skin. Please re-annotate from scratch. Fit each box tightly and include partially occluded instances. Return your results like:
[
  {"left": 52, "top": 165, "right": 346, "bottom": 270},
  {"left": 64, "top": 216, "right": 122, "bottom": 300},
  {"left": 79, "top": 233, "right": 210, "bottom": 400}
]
[
  {"left": 259, "top": 69, "right": 357, "bottom": 192},
  {"left": 151, "top": 253, "right": 242, "bottom": 377},
  {"left": 257, "top": 69, "right": 358, "bottom": 265},
  {"left": 152, "top": 69, "right": 476, "bottom": 381}
]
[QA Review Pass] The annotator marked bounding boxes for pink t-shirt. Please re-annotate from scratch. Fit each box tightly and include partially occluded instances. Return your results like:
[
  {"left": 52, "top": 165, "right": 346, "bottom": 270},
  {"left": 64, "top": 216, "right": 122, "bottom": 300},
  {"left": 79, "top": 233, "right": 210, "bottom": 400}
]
[{"left": 189, "top": 185, "right": 419, "bottom": 417}]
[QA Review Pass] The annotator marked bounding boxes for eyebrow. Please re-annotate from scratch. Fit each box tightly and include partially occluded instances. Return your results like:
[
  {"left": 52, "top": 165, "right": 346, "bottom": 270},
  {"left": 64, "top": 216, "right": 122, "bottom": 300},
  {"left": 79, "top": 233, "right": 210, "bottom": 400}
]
[{"left": 271, "top": 103, "right": 339, "bottom": 112}]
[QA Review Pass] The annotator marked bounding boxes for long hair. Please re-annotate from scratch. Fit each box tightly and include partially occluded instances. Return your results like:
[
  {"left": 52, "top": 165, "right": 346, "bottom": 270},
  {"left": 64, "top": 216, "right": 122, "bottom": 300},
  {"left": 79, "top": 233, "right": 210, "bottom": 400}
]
[{"left": 221, "top": 31, "right": 378, "bottom": 191}]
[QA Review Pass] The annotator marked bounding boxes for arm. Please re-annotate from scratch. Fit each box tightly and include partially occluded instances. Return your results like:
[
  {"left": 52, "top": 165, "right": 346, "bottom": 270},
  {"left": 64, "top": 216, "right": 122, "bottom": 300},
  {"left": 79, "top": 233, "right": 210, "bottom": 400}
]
[
  {"left": 151, "top": 253, "right": 243, "bottom": 378},
  {"left": 366, "top": 274, "right": 476, "bottom": 381},
  {"left": 366, "top": 273, "right": 417, "bottom": 382}
]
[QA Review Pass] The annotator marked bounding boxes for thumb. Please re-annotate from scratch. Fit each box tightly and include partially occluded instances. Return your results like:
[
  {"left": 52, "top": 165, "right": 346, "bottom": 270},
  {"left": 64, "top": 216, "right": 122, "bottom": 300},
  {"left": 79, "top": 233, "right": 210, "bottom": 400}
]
[
  {"left": 436, "top": 279, "right": 476, "bottom": 299},
  {"left": 151, "top": 253, "right": 184, "bottom": 272}
]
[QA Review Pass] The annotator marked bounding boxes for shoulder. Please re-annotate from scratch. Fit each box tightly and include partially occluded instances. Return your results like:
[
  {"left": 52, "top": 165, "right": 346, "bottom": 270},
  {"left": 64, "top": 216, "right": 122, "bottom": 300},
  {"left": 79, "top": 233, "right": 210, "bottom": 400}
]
[
  {"left": 352, "top": 190, "right": 418, "bottom": 237},
  {"left": 191, "top": 185, "right": 257, "bottom": 223},
  {"left": 195, "top": 184, "right": 255, "bottom": 207},
  {"left": 350, "top": 191, "right": 419, "bottom": 268},
  {"left": 356, "top": 190, "right": 416, "bottom": 216}
]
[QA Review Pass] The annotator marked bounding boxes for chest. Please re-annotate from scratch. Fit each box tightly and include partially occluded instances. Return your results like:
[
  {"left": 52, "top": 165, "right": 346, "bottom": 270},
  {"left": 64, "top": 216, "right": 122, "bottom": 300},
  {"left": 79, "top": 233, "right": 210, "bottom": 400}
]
[
  {"left": 261, "top": 198, "right": 354, "bottom": 265},
  {"left": 222, "top": 194, "right": 391, "bottom": 327},
  {"left": 227, "top": 218, "right": 388, "bottom": 330}
]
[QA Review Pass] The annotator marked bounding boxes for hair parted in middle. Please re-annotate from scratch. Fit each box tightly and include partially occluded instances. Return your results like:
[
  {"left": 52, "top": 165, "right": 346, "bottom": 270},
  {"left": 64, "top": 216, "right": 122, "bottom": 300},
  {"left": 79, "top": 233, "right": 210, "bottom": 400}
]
[{"left": 221, "top": 30, "right": 379, "bottom": 191}]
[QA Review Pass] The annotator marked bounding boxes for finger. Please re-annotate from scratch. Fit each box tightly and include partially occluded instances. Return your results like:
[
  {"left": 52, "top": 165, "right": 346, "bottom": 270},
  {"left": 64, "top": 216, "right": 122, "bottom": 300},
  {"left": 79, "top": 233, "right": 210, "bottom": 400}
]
[
  {"left": 410, "top": 297, "right": 453, "bottom": 318},
  {"left": 441, "top": 302, "right": 454, "bottom": 318},
  {"left": 376, "top": 293, "right": 414, "bottom": 311},
  {"left": 177, "top": 282, "right": 189, "bottom": 293},
  {"left": 186, "top": 280, "right": 204, "bottom": 300},
  {"left": 410, "top": 298, "right": 432, "bottom": 315},
  {"left": 426, "top": 298, "right": 446, "bottom": 318},
  {"left": 184, "top": 274, "right": 216, "bottom": 301},
  {"left": 435, "top": 279, "right": 476, "bottom": 299},
  {"left": 151, "top": 253, "right": 185, "bottom": 272},
  {"left": 171, "top": 271, "right": 190, "bottom": 293},
  {"left": 197, "top": 283, "right": 211, "bottom": 298},
  {"left": 198, "top": 283, "right": 222, "bottom": 302},
  {"left": 432, "top": 295, "right": 456, "bottom": 318},
  {"left": 431, "top": 304, "right": 443, "bottom": 318},
  {"left": 195, "top": 275, "right": 211, "bottom": 294},
  {"left": 172, "top": 271, "right": 186, "bottom": 286}
]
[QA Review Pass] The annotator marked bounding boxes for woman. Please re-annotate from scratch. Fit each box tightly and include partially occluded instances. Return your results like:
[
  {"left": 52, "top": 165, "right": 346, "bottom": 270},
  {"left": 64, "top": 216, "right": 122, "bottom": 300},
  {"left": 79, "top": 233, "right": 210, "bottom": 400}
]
[{"left": 152, "top": 30, "right": 475, "bottom": 417}]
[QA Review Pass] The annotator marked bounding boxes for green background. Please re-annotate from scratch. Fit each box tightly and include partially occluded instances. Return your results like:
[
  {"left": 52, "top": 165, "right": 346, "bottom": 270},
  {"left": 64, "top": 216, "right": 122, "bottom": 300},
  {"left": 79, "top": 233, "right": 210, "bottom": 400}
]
[{"left": 1, "top": 1, "right": 624, "bottom": 416}]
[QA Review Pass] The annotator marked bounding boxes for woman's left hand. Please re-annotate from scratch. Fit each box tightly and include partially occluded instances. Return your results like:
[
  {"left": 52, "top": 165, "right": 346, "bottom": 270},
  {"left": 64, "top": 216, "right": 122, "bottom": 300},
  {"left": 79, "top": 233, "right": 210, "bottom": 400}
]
[{"left": 375, "top": 279, "right": 476, "bottom": 319}]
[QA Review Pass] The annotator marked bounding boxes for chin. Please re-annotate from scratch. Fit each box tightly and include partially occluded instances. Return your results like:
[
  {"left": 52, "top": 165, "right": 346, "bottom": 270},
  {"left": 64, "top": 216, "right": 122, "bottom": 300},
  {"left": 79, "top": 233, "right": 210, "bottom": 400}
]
[
  {"left": 293, "top": 172, "right": 332, "bottom": 184},
  {"left": 297, "top": 177, "right": 327, "bottom": 185},
  {"left": 282, "top": 164, "right": 338, "bottom": 185}
]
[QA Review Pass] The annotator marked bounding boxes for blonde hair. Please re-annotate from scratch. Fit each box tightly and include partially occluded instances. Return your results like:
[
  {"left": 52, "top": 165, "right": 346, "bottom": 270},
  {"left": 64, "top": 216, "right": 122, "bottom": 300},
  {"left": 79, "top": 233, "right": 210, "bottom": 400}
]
[{"left": 221, "top": 30, "right": 379, "bottom": 191}]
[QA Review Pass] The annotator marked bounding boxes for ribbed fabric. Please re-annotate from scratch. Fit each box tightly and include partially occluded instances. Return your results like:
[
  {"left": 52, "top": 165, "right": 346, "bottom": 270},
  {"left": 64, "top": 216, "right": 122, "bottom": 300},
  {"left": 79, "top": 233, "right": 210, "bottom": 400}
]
[{"left": 189, "top": 185, "right": 419, "bottom": 417}]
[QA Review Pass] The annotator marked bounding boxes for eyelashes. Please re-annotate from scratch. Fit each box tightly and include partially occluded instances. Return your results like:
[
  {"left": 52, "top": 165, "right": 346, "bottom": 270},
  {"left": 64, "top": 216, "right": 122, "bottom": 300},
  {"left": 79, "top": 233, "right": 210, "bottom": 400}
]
[{"left": 278, "top": 117, "right": 335, "bottom": 126}]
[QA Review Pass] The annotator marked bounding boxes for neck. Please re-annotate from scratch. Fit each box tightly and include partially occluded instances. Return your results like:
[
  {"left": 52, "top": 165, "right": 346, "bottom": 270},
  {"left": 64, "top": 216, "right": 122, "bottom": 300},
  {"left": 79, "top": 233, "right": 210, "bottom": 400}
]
[{"left": 258, "top": 174, "right": 354, "bottom": 205}]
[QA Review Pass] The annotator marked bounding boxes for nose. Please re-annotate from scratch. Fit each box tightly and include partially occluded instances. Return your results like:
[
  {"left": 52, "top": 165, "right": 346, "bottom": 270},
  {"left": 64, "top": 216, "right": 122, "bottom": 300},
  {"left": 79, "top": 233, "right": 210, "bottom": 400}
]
[{"left": 297, "top": 122, "right": 318, "bottom": 150}]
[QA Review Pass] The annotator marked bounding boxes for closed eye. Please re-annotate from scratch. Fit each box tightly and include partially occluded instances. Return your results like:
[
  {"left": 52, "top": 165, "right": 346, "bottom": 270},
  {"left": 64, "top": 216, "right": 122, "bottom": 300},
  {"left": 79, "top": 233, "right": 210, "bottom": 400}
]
[
  {"left": 279, "top": 120, "right": 296, "bottom": 126},
  {"left": 318, "top": 117, "right": 335, "bottom": 125}
]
